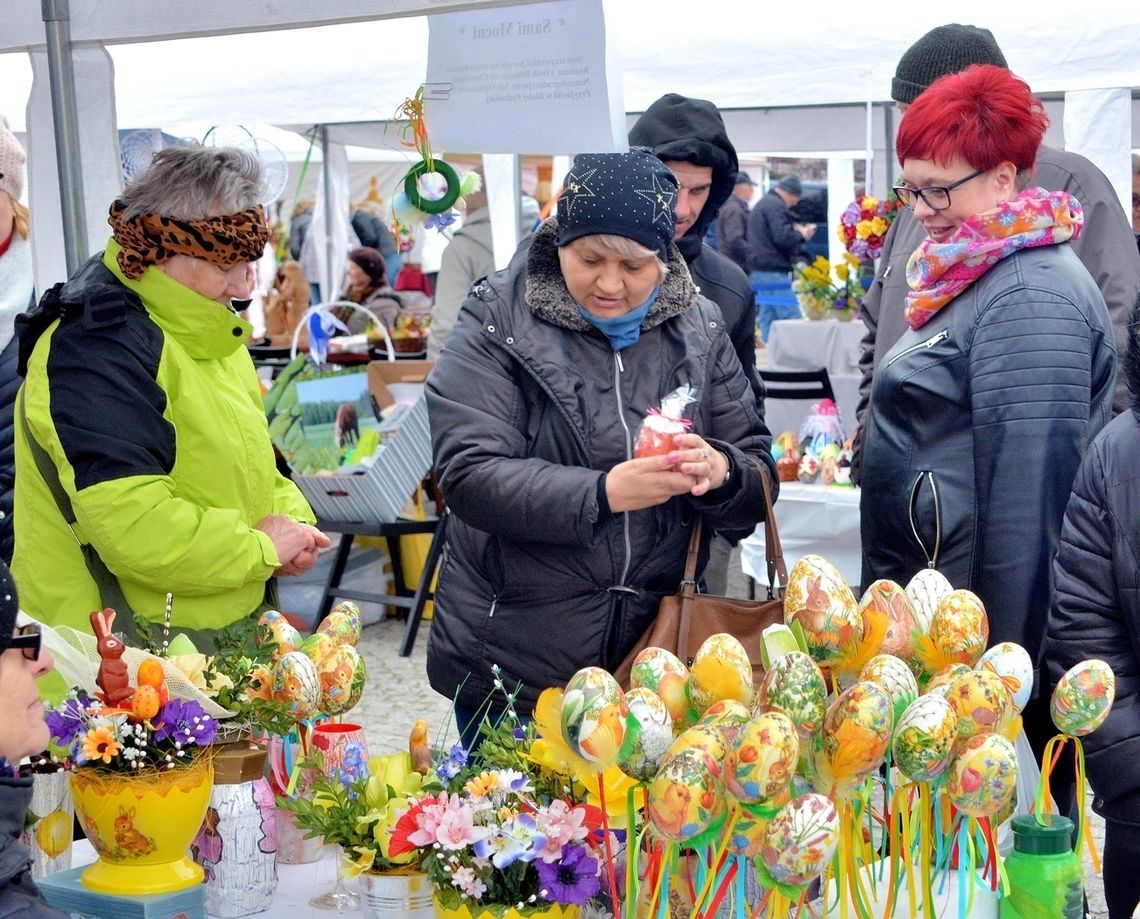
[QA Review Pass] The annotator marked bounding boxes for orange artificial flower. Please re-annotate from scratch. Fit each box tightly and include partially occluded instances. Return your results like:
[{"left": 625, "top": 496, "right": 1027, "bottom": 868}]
[{"left": 82, "top": 726, "right": 121, "bottom": 764}]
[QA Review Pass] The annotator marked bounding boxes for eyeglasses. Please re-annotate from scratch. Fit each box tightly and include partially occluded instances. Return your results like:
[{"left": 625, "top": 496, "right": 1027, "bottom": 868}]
[
  {"left": 8, "top": 623, "right": 42, "bottom": 662},
  {"left": 1132, "top": 193, "right": 1140, "bottom": 210},
  {"left": 893, "top": 169, "right": 986, "bottom": 212}
]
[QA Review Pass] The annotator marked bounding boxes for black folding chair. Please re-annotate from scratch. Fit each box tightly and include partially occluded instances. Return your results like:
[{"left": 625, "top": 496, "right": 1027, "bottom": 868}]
[{"left": 758, "top": 367, "right": 836, "bottom": 402}]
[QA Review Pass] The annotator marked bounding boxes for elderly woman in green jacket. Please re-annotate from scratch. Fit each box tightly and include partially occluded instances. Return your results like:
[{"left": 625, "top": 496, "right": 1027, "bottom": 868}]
[{"left": 12, "top": 146, "right": 328, "bottom": 645}]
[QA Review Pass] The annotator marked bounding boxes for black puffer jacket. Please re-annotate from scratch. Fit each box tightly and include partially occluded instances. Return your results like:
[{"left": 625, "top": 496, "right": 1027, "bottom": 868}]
[
  {"left": 861, "top": 243, "right": 1115, "bottom": 677},
  {"left": 426, "top": 221, "right": 775, "bottom": 714},
  {"left": 1047, "top": 301, "right": 1140, "bottom": 824},
  {"left": 0, "top": 775, "right": 69, "bottom": 918},
  {"left": 628, "top": 95, "right": 761, "bottom": 413},
  {"left": 747, "top": 190, "right": 805, "bottom": 273}
]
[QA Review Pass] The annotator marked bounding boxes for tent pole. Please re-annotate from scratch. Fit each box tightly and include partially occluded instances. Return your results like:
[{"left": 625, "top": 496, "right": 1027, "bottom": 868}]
[
  {"left": 320, "top": 124, "right": 334, "bottom": 303},
  {"left": 41, "top": 0, "right": 88, "bottom": 274}
]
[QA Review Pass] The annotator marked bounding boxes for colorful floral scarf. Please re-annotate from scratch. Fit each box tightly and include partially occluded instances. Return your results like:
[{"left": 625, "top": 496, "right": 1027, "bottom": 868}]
[{"left": 904, "top": 187, "right": 1083, "bottom": 330}]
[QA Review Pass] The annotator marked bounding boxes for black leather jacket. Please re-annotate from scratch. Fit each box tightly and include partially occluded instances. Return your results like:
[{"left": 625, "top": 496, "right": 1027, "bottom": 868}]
[{"left": 861, "top": 243, "right": 1115, "bottom": 674}]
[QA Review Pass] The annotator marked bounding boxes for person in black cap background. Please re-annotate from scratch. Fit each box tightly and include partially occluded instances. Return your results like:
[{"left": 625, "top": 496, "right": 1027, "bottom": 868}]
[
  {"left": 0, "top": 560, "right": 68, "bottom": 918},
  {"left": 717, "top": 171, "right": 756, "bottom": 275},
  {"left": 853, "top": 23, "right": 1140, "bottom": 483},
  {"left": 628, "top": 93, "right": 765, "bottom": 594},
  {"left": 426, "top": 149, "right": 774, "bottom": 738},
  {"left": 747, "top": 172, "right": 817, "bottom": 341}
]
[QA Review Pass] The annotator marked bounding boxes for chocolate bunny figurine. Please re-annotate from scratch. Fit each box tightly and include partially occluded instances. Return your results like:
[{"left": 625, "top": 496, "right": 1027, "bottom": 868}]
[{"left": 91, "top": 608, "right": 133, "bottom": 706}]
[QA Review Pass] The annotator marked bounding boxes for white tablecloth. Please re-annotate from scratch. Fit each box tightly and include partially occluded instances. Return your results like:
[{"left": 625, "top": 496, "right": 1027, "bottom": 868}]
[
  {"left": 740, "top": 481, "right": 862, "bottom": 589},
  {"left": 768, "top": 318, "right": 865, "bottom": 374},
  {"left": 70, "top": 839, "right": 364, "bottom": 916}
]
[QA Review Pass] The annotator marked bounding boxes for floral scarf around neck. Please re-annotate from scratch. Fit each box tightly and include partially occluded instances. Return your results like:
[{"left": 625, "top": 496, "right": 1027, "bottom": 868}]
[{"left": 904, "top": 187, "right": 1084, "bottom": 331}]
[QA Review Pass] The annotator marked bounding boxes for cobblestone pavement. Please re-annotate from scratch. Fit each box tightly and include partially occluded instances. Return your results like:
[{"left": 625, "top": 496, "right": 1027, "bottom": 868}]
[{"left": 325, "top": 542, "right": 1111, "bottom": 916}]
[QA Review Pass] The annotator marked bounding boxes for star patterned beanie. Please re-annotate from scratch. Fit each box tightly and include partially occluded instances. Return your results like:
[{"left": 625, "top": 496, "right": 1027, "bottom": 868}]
[
  {"left": 556, "top": 150, "right": 678, "bottom": 261},
  {"left": 0, "top": 560, "right": 19, "bottom": 656}
]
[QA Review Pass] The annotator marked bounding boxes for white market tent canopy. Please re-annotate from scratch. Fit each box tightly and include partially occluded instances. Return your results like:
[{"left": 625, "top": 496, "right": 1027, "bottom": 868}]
[{"left": 3, "top": 0, "right": 1140, "bottom": 290}]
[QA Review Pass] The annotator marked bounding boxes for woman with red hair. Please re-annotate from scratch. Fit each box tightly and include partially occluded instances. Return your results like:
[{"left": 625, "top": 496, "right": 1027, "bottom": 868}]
[{"left": 859, "top": 65, "right": 1116, "bottom": 757}]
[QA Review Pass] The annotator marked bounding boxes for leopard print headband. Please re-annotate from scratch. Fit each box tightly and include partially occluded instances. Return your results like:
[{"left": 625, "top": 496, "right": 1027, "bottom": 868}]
[{"left": 108, "top": 199, "right": 270, "bottom": 280}]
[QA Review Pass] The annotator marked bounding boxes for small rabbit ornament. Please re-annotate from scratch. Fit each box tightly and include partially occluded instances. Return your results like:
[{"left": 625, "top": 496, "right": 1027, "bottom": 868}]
[{"left": 91, "top": 607, "right": 133, "bottom": 706}]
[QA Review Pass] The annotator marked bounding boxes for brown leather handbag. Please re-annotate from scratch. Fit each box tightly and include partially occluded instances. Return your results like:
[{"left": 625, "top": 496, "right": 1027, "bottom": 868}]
[{"left": 614, "top": 471, "right": 787, "bottom": 686}]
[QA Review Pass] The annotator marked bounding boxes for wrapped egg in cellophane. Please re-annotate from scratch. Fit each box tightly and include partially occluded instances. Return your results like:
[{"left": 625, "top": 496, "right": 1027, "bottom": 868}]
[
  {"left": 945, "top": 732, "right": 1017, "bottom": 818},
  {"left": 783, "top": 555, "right": 861, "bottom": 665},
  {"left": 1051, "top": 659, "right": 1116, "bottom": 737},
  {"left": 944, "top": 669, "right": 1016, "bottom": 745},
  {"left": 892, "top": 693, "right": 959, "bottom": 783},
  {"left": 629, "top": 647, "right": 690, "bottom": 724},
  {"left": 905, "top": 568, "right": 953, "bottom": 634},
  {"left": 256, "top": 609, "right": 302, "bottom": 662},
  {"left": 755, "top": 651, "right": 827, "bottom": 740},
  {"left": 271, "top": 650, "right": 321, "bottom": 720},
  {"left": 688, "top": 633, "right": 753, "bottom": 714},
  {"left": 859, "top": 654, "right": 918, "bottom": 726},
  {"left": 976, "top": 641, "right": 1034, "bottom": 713},
  {"left": 859, "top": 580, "right": 919, "bottom": 666},
  {"left": 759, "top": 793, "right": 841, "bottom": 888},
  {"left": 725, "top": 710, "right": 799, "bottom": 805},
  {"left": 615, "top": 687, "right": 673, "bottom": 781},
  {"left": 647, "top": 725, "right": 728, "bottom": 842},
  {"left": 561, "top": 666, "right": 628, "bottom": 766}
]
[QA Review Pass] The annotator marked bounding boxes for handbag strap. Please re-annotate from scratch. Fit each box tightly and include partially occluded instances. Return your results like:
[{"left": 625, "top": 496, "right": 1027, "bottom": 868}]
[{"left": 760, "top": 466, "right": 788, "bottom": 597}]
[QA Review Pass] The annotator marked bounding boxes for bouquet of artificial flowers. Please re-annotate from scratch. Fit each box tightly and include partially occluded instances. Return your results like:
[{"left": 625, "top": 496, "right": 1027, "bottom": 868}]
[{"left": 836, "top": 191, "right": 901, "bottom": 260}]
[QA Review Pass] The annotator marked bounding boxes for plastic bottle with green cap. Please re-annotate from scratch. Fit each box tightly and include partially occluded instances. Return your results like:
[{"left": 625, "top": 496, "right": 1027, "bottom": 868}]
[{"left": 1000, "top": 813, "right": 1083, "bottom": 918}]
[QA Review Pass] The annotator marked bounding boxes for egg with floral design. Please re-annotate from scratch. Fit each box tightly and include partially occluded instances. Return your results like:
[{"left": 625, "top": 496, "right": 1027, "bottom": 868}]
[
  {"left": 929, "top": 590, "right": 989, "bottom": 667},
  {"left": 755, "top": 651, "right": 827, "bottom": 739},
  {"left": 946, "top": 732, "right": 1017, "bottom": 818},
  {"left": 859, "top": 654, "right": 918, "bottom": 726},
  {"left": 561, "top": 667, "right": 628, "bottom": 766},
  {"left": 697, "top": 699, "right": 751, "bottom": 746},
  {"left": 271, "top": 650, "right": 320, "bottom": 720},
  {"left": 616, "top": 687, "right": 673, "bottom": 781},
  {"left": 892, "top": 693, "right": 958, "bottom": 782},
  {"left": 256, "top": 609, "right": 302, "bottom": 662},
  {"left": 689, "top": 633, "right": 753, "bottom": 714},
  {"left": 945, "top": 669, "right": 1016, "bottom": 744},
  {"left": 784, "top": 555, "right": 860, "bottom": 665},
  {"left": 318, "top": 644, "right": 366, "bottom": 716},
  {"left": 299, "top": 631, "right": 339, "bottom": 670},
  {"left": 819, "top": 680, "right": 893, "bottom": 781},
  {"left": 1051, "top": 659, "right": 1115, "bottom": 737},
  {"left": 859, "top": 580, "right": 919, "bottom": 665},
  {"left": 926, "top": 663, "right": 973, "bottom": 698},
  {"left": 725, "top": 710, "right": 799, "bottom": 805},
  {"left": 647, "top": 726, "right": 727, "bottom": 842},
  {"left": 760, "top": 793, "right": 840, "bottom": 887},
  {"left": 976, "top": 642, "right": 1034, "bottom": 713},
  {"left": 318, "top": 603, "right": 362, "bottom": 647},
  {"left": 630, "top": 647, "right": 690, "bottom": 724}
]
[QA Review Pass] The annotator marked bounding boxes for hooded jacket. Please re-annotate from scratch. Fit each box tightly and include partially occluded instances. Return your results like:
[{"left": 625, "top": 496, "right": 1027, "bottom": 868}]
[
  {"left": 12, "top": 242, "right": 315, "bottom": 635},
  {"left": 1047, "top": 296, "right": 1140, "bottom": 825},
  {"left": 0, "top": 775, "right": 69, "bottom": 918},
  {"left": 425, "top": 220, "right": 775, "bottom": 714},
  {"left": 628, "top": 94, "right": 761, "bottom": 413},
  {"left": 861, "top": 243, "right": 1115, "bottom": 687}
]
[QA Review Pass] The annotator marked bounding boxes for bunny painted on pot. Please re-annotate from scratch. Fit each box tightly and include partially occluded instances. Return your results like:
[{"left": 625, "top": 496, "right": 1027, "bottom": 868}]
[{"left": 91, "top": 608, "right": 133, "bottom": 706}]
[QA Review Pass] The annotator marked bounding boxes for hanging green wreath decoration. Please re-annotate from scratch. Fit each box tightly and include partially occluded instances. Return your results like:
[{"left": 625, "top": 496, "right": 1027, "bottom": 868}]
[{"left": 403, "top": 159, "right": 462, "bottom": 215}]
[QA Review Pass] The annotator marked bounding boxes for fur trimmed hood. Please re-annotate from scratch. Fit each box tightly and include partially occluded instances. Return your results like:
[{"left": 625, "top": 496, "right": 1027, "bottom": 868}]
[{"left": 523, "top": 219, "right": 697, "bottom": 334}]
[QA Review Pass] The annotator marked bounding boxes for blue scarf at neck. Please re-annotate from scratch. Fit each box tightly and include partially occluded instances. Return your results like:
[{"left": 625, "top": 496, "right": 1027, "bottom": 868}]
[{"left": 576, "top": 286, "right": 660, "bottom": 351}]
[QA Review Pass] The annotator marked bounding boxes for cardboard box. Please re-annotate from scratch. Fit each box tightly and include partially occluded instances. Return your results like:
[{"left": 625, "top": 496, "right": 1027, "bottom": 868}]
[{"left": 368, "top": 360, "right": 435, "bottom": 412}]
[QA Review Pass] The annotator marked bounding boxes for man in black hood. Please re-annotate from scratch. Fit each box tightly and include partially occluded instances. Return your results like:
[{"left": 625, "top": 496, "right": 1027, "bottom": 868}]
[{"left": 629, "top": 93, "right": 761, "bottom": 593}]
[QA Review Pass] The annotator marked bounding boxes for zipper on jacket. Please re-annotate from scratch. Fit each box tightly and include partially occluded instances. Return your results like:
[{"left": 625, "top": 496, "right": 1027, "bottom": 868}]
[
  {"left": 885, "top": 328, "right": 949, "bottom": 368},
  {"left": 908, "top": 471, "right": 943, "bottom": 568},
  {"left": 488, "top": 595, "right": 498, "bottom": 619},
  {"left": 612, "top": 352, "right": 633, "bottom": 586}
]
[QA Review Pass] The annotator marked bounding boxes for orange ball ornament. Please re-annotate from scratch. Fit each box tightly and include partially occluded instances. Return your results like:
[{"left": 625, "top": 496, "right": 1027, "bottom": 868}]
[{"left": 131, "top": 684, "right": 162, "bottom": 721}]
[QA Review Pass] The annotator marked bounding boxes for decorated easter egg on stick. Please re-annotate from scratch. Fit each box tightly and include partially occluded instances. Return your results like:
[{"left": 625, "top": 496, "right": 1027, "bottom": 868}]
[
  {"left": 1051, "top": 659, "right": 1115, "bottom": 737},
  {"left": 561, "top": 667, "right": 627, "bottom": 766},
  {"left": 784, "top": 555, "right": 860, "bottom": 665},
  {"left": 629, "top": 647, "right": 690, "bottom": 724}
]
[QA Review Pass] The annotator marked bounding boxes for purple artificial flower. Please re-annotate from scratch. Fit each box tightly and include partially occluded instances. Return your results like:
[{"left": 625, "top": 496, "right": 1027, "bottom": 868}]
[
  {"left": 436, "top": 742, "right": 468, "bottom": 782},
  {"left": 153, "top": 698, "right": 217, "bottom": 746},
  {"left": 536, "top": 843, "right": 601, "bottom": 906},
  {"left": 424, "top": 210, "right": 457, "bottom": 233},
  {"left": 45, "top": 693, "right": 93, "bottom": 748}
]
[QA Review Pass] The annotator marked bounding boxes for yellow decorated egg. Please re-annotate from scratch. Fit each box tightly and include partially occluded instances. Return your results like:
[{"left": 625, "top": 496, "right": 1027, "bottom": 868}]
[
  {"left": 629, "top": 647, "right": 690, "bottom": 724},
  {"left": 1051, "top": 659, "right": 1115, "bottom": 737},
  {"left": 318, "top": 605, "right": 362, "bottom": 647},
  {"left": 697, "top": 699, "right": 751, "bottom": 746},
  {"left": 926, "top": 663, "right": 973, "bottom": 698},
  {"left": 561, "top": 667, "right": 628, "bottom": 766},
  {"left": 977, "top": 642, "right": 1034, "bottom": 713},
  {"left": 299, "top": 632, "right": 339, "bottom": 670},
  {"left": 689, "top": 633, "right": 753, "bottom": 714},
  {"left": 892, "top": 693, "right": 958, "bottom": 782},
  {"left": 929, "top": 590, "right": 989, "bottom": 667},
  {"left": 318, "top": 644, "right": 366, "bottom": 716},
  {"left": 859, "top": 654, "right": 918, "bottom": 726},
  {"left": 946, "top": 732, "right": 1017, "bottom": 818},
  {"left": 760, "top": 793, "right": 840, "bottom": 888},
  {"left": 256, "top": 610, "right": 302, "bottom": 662},
  {"left": 905, "top": 569, "right": 953, "bottom": 634},
  {"left": 820, "top": 680, "right": 892, "bottom": 782},
  {"left": 725, "top": 710, "right": 799, "bottom": 805},
  {"left": 616, "top": 687, "right": 673, "bottom": 781},
  {"left": 784, "top": 555, "right": 860, "bottom": 665},
  {"left": 859, "top": 580, "right": 919, "bottom": 665},
  {"left": 271, "top": 650, "right": 321, "bottom": 721},
  {"left": 755, "top": 651, "right": 827, "bottom": 740},
  {"left": 647, "top": 727, "right": 727, "bottom": 842},
  {"left": 945, "top": 669, "right": 1015, "bottom": 744}
]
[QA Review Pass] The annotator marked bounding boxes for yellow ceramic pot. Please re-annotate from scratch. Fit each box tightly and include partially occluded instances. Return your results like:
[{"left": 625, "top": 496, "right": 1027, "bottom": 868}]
[
  {"left": 432, "top": 897, "right": 581, "bottom": 919},
  {"left": 70, "top": 753, "right": 214, "bottom": 894}
]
